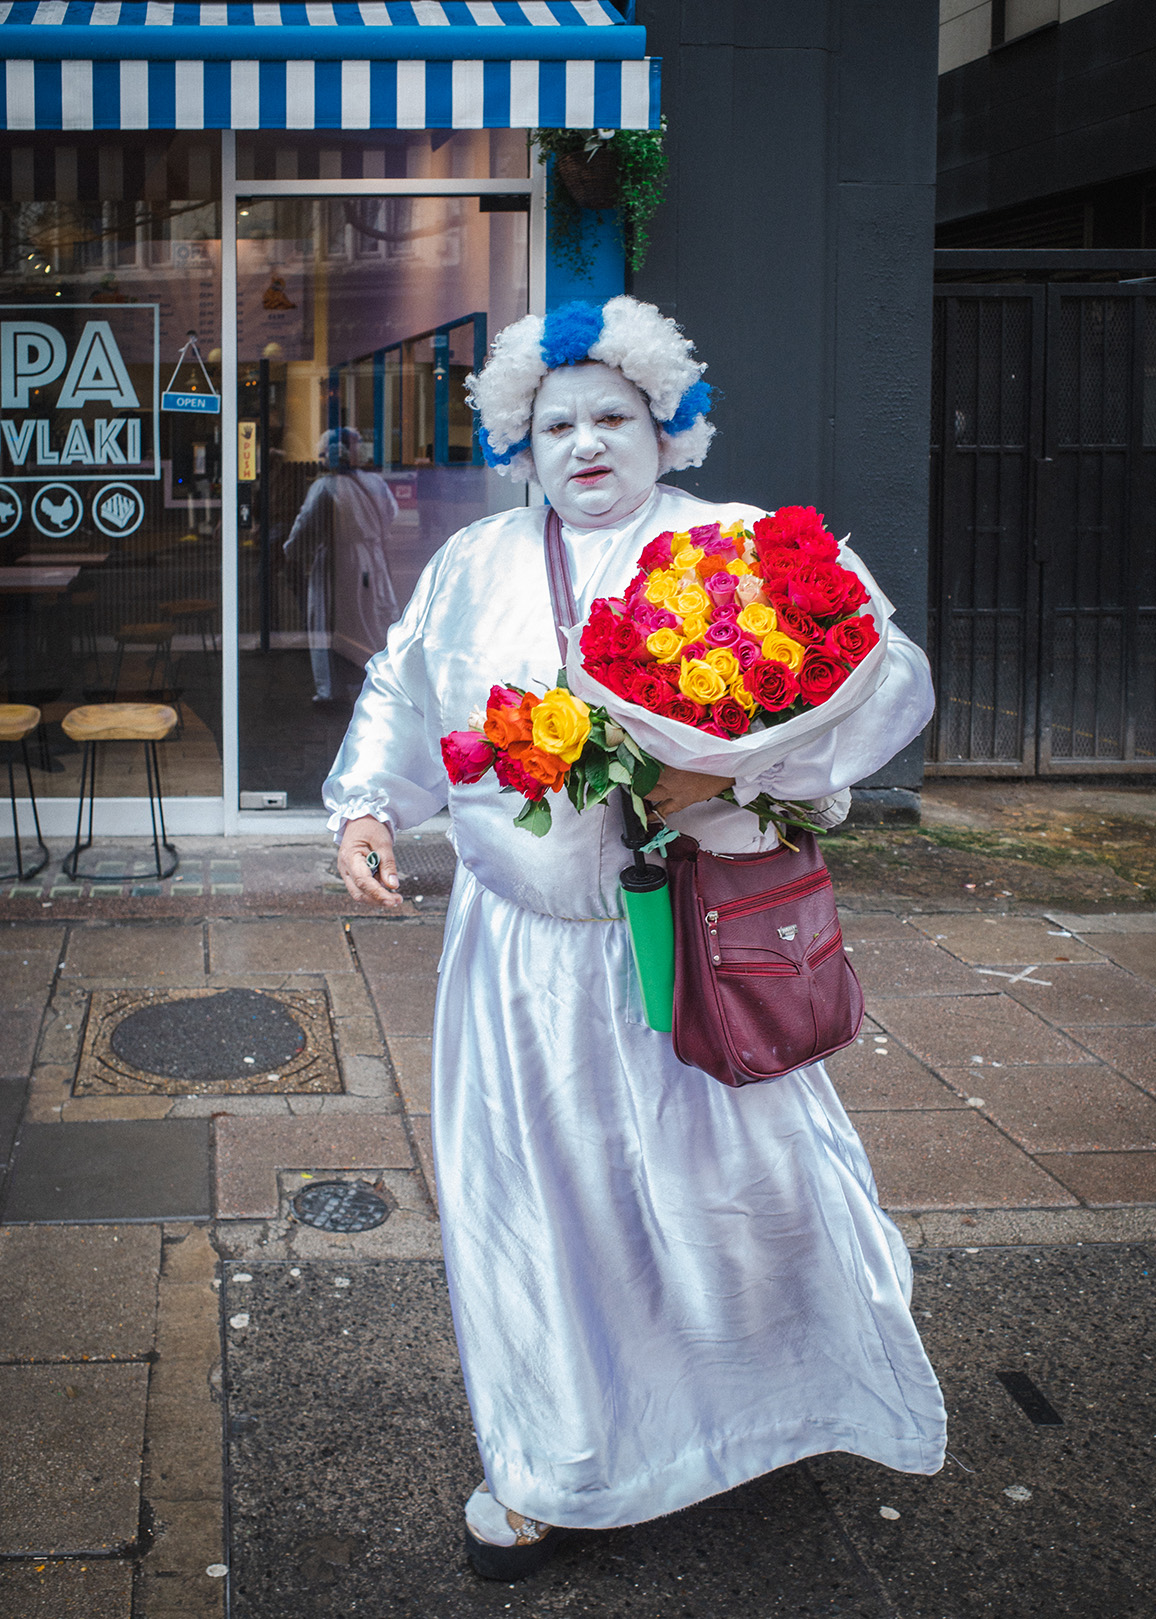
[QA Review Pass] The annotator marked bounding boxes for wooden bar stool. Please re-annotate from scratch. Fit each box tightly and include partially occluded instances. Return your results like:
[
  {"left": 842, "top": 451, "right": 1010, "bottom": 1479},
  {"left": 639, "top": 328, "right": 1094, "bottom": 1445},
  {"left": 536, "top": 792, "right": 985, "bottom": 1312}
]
[
  {"left": 61, "top": 703, "right": 179, "bottom": 882},
  {"left": 0, "top": 705, "right": 49, "bottom": 880},
  {"left": 160, "top": 597, "right": 218, "bottom": 655}
]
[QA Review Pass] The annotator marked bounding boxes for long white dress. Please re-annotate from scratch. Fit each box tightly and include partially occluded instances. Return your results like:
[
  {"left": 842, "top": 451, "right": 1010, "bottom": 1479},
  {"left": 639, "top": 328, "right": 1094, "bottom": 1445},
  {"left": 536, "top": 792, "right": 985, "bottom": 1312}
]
[{"left": 324, "top": 484, "right": 947, "bottom": 1530}]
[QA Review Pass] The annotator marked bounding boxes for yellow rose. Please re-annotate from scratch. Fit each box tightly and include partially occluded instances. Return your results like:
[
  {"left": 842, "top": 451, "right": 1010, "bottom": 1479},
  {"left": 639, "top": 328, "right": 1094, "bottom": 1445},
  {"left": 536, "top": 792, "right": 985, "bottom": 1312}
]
[
  {"left": 761, "top": 630, "right": 806, "bottom": 672},
  {"left": 646, "top": 627, "right": 684, "bottom": 663},
  {"left": 531, "top": 688, "right": 592, "bottom": 764},
  {"left": 679, "top": 658, "right": 728, "bottom": 706},
  {"left": 737, "top": 602, "right": 777, "bottom": 637},
  {"left": 675, "top": 584, "right": 710, "bottom": 618},
  {"left": 725, "top": 559, "right": 751, "bottom": 576},
  {"left": 704, "top": 647, "right": 740, "bottom": 684},
  {"left": 645, "top": 568, "right": 679, "bottom": 605},
  {"left": 680, "top": 613, "right": 709, "bottom": 643},
  {"left": 730, "top": 678, "right": 757, "bottom": 713},
  {"left": 721, "top": 520, "right": 746, "bottom": 542},
  {"left": 673, "top": 544, "right": 705, "bottom": 573}
]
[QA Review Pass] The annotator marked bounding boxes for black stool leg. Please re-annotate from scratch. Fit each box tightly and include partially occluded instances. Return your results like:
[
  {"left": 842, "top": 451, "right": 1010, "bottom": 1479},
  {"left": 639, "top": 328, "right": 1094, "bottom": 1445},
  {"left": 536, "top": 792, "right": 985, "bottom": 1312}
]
[
  {"left": 144, "top": 739, "right": 178, "bottom": 881},
  {"left": 1, "top": 742, "right": 49, "bottom": 881},
  {"left": 63, "top": 742, "right": 97, "bottom": 881}
]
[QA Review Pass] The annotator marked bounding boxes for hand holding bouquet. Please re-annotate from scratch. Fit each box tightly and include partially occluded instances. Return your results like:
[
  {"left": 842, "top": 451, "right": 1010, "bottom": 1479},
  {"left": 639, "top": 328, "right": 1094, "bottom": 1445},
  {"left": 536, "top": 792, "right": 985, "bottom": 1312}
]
[{"left": 441, "top": 506, "right": 895, "bottom": 836}]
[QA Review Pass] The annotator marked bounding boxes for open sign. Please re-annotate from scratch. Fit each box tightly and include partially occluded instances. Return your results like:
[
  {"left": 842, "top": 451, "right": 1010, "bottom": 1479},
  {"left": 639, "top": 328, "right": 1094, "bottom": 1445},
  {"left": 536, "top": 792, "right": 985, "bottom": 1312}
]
[{"left": 0, "top": 304, "right": 159, "bottom": 483}]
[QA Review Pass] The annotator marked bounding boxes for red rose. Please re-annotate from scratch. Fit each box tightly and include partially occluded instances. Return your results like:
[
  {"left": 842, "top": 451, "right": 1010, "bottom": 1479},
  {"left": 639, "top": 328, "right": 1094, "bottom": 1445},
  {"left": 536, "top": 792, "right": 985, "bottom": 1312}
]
[
  {"left": 664, "top": 696, "right": 705, "bottom": 726},
  {"left": 580, "top": 600, "right": 621, "bottom": 666},
  {"left": 773, "top": 602, "right": 823, "bottom": 645},
  {"left": 748, "top": 659, "right": 800, "bottom": 712},
  {"left": 493, "top": 748, "right": 547, "bottom": 801},
  {"left": 712, "top": 696, "right": 751, "bottom": 737},
  {"left": 610, "top": 615, "right": 648, "bottom": 660},
  {"left": 653, "top": 662, "right": 682, "bottom": 690},
  {"left": 787, "top": 561, "right": 867, "bottom": 620},
  {"left": 592, "top": 659, "right": 638, "bottom": 700},
  {"left": 441, "top": 730, "right": 496, "bottom": 784},
  {"left": 488, "top": 684, "right": 521, "bottom": 710},
  {"left": 797, "top": 648, "right": 850, "bottom": 704},
  {"left": 638, "top": 532, "right": 676, "bottom": 571},
  {"left": 626, "top": 667, "right": 669, "bottom": 711},
  {"left": 826, "top": 614, "right": 879, "bottom": 666},
  {"left": 508, "top": 740, "right": 568, "bottom": 793}
]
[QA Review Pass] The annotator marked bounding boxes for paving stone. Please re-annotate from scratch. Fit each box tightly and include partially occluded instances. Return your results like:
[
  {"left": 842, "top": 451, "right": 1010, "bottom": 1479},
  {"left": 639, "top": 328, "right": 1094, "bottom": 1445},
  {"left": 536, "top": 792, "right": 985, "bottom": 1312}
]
[
  {"left": 214, "top": 1115, "right": 413, "bottom": 1218},
  {"left": 1037, "top": 1150, "right": 1156, "bottom": 1205},
  {"left": 1077, "top": 931, "right": 1156, "bottom": 985},
  {"left": 62, "top": 1097, "right": 174, "bottom": 1122},
  {"left": 0, "top": 923, "right": 64, "bottom": 1075},
  {"left": 907, "top": 914, "right": 1105, "bottom": 965},
  {"left": 826, "top": 1019, "right": 965, "bottom": 1110},
  {"left": 409, "top": 1113, "right": 435, "bottom": 1210},
  {"left": 349, "top": 919, "right": 445, "bottom": 977},
  {"left": 839, "top": 912, "right": 918, "bottom": 943},
  {"left": 1, "top": 1121, "right": 211, "bottom": 1223},
  {"left": 135, "top": 1495, "right": 225, "bottom": 1616},
  {"left": 848, "top": 939, "right": 985, "bottom": 996},
  {"left": 0, "top": 1224, "right": 160, "bottom": 1361},
  {"left": 359, "top": 968, "right": 438, "bottom": 1038},
  {"left": 1064, "top": 1024, "right": 1156, "bottom": 1094},
  {"left": 209, "top": 920, "right": 354, "bottom": 975},
  {"left": 60, "top": 924, "right": 205, "bottom": 981},
  {"left": 1004, "top": 960, "right": 1156, "bottom": 1026},
  {"left": 853, "top": 1111, "right": 1078, "bottom": 1210},
  {"left": 934, "top": 1063, "right": 1156, "bottom": 1153},
  {"left": 869, "top": 993, "right": 1092, "bottom": 1069},
  {"left": 0, "top": 1363, "right": 148, "bottom": 1554},
  {"left": 23, "top": 1063, "right": 75, "bottom": 1124},
  {"left": 387, "top": 1036, "right": 432, "bottom": 1114},
  {"left": 0, "top": 1073, "right": 25, "bottom": 1163},
  {"left": 0, "top": 1560, "right": 134, "bottom": 1619}
]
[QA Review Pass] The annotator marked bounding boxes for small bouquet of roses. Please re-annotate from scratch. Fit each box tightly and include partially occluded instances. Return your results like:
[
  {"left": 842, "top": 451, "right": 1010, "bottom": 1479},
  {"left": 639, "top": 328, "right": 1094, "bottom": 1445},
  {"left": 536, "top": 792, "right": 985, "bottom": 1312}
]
[{"left": 440, "top": 506, "right": 895, "bottom": 837}]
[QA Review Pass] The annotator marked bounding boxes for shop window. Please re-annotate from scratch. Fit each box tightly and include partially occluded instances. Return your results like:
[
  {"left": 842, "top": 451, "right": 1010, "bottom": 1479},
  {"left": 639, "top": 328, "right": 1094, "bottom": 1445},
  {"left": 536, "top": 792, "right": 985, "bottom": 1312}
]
[{"left": 235, "top": 130, "right": 529, "bottom": 184}]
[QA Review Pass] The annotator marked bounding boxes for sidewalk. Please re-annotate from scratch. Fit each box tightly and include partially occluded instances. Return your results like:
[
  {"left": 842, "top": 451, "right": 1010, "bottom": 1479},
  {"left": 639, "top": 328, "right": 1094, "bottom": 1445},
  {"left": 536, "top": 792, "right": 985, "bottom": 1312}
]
[{"left": 1, "top": 827, "right": 1154, "bottom": 1616}]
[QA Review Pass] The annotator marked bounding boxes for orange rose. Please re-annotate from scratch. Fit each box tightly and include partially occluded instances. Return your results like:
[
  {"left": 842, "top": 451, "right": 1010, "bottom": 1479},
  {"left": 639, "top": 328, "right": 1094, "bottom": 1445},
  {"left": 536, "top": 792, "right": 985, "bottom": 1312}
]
[
  {"left": 485, "top": 692, "right": 537, "bottom": 749},
  {"left": 509, "top": 739, "right": 568, "bottom": 792}
]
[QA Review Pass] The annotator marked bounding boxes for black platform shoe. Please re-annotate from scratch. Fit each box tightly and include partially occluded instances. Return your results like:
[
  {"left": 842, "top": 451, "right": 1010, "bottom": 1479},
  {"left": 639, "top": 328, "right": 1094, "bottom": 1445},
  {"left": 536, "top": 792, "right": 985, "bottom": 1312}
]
[{"left": 465, "top": 1508, "right": 566, "bottom": 1581}]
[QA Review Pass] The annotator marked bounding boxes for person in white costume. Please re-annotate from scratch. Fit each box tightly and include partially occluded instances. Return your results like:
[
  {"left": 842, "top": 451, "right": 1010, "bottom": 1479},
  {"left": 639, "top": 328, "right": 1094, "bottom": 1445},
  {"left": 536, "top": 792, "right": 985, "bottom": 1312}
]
[{"left": 326, "top": 297, "right": 947, "bottom": 1582}]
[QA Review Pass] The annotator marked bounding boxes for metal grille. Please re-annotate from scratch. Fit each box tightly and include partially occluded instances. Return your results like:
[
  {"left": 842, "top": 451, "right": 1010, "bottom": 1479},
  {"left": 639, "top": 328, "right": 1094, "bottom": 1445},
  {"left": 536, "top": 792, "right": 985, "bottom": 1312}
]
[{"left": 1056, "top": 297, "right": 1129, "bottom": 447}]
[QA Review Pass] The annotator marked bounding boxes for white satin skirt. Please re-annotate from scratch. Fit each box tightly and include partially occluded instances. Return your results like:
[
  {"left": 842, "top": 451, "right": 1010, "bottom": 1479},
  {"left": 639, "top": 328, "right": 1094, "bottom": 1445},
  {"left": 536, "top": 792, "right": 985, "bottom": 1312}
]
[{"left": 431, "top": 869, "right": 947, "bottom": 1530}]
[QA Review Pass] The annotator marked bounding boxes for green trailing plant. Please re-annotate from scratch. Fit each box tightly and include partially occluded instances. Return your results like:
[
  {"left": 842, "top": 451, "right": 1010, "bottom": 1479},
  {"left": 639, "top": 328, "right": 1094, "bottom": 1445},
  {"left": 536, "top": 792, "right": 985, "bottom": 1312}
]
[{"left": 532, "top": 123, "right": 668, "bottom": 279}]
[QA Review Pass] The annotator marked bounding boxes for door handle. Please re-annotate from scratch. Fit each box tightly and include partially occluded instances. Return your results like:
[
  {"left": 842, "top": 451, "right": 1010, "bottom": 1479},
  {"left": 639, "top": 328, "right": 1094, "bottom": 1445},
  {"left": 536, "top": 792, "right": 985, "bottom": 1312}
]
[{"left": 1033, "top": 457, "right": 1054, "bottom": 563}]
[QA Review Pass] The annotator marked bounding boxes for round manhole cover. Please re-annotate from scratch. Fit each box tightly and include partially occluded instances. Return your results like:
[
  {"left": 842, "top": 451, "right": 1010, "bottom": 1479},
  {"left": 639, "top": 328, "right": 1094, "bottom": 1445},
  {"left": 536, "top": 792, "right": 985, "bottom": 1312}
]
[
  {"left": 293, "top": 1180, "right": 392, "bottom": 1232},
  {"left": 109, "top": 988, "right": 306, "bottom": 1082}
]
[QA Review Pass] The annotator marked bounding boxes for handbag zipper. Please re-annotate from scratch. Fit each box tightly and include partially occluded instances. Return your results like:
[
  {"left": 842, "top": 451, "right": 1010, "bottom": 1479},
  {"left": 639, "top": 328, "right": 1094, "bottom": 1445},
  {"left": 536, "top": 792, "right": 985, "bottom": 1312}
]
[
  {"left": 704, "top": 867, "right": 831, "bottom": 925},
  {"left": 713, "top": 933, "right": 845, "bottom": 976}
]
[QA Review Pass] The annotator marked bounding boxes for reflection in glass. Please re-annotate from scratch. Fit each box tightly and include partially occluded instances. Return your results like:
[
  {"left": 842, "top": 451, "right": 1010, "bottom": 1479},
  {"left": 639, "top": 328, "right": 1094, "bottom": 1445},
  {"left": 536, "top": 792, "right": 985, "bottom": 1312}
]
[
  {"left": 0, "top": 135, "right": 222, "bottom": 804},
  {"left": 237, "top": 193, "right": 528, "bottom": 808}
]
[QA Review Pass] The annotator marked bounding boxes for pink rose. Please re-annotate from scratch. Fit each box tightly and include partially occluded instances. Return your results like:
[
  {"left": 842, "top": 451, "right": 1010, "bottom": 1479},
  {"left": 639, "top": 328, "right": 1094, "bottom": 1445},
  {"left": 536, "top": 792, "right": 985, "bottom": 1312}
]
[{"left": 441, "top": 731, "right": 496, "bottom": 785}]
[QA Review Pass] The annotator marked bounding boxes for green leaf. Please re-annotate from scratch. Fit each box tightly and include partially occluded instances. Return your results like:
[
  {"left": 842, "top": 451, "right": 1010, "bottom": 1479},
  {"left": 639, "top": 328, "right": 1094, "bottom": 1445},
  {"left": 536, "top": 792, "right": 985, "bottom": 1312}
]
[
  {"left": 607, "top": 761, "right": 632, "bottom": 786},
  {"left": 586, "top": 758, "right": 611, "bottom": 799},
  {"left": 632, "top": 756, "right": 663, "bottom": 799},
  {"left": 514, "top": 798, "right": 553, "bottom": 837}
]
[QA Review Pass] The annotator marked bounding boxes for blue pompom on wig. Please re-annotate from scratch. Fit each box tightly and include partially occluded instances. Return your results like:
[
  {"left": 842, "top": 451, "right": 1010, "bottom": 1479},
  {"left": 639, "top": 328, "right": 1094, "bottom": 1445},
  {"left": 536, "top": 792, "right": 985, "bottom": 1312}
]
[{"left": 466, "top": 295, "right": 716, "bottom": 481}]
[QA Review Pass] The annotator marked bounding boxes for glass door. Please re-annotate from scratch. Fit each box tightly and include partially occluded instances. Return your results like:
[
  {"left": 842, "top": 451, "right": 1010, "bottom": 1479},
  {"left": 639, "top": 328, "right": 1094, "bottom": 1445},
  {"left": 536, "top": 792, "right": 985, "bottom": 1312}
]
[{"left": 234, "top": 191, "right": 530, "bottom": 809}]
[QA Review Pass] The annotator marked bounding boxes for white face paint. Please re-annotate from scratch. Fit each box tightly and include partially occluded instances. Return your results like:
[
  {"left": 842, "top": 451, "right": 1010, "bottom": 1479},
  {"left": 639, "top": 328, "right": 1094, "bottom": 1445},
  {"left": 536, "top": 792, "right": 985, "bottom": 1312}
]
[{"left": 530, "top": 362, "right": 660, "bottom": 529}]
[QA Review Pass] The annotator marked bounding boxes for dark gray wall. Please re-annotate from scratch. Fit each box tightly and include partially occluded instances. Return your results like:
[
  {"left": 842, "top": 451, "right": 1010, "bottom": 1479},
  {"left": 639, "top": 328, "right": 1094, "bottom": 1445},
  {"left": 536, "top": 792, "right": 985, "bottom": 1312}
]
[{"left": 634, "top": 0, "right": 939, "bottom": 789}]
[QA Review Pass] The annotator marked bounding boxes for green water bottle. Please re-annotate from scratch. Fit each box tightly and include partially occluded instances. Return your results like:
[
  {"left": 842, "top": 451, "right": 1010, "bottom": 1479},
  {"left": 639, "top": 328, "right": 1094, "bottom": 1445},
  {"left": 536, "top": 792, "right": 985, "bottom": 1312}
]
[{"left": 617, "top": 789, "right": 675, "bottom": 1034}]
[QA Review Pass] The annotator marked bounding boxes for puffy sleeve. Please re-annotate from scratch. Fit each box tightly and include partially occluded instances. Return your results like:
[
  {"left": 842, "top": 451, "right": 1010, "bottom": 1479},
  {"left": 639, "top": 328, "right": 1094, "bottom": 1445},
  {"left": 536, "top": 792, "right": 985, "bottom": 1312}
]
[
  {"left": 321, "top": 542, "right": 454, "bottom": 834},
  {"left": 737, "top": 623, "right": 935, "bottom": 803}
]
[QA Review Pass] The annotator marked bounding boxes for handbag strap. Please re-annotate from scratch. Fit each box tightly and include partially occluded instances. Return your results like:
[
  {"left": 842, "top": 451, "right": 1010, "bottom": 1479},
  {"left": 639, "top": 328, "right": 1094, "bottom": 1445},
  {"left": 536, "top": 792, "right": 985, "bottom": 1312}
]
[{"left": 543, "top": 506, "right": 579, "bottom": 664}]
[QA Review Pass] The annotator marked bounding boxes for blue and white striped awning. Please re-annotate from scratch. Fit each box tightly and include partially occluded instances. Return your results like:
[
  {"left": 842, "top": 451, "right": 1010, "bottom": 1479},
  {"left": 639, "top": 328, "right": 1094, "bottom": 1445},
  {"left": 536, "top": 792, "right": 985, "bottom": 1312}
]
[{"left": 0, "top": 1, "right": 660, "bottom": 130}]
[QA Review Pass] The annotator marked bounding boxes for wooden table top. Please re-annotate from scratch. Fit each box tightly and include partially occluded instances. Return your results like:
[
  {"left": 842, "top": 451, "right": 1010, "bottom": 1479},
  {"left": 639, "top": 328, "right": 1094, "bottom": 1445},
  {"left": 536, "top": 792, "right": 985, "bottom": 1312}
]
[
  {"left": 0, "top": 566, "right": 82, "bottom": 593},
  {"left": 15, "top": 552, "right": 110, "bottom": 566}
]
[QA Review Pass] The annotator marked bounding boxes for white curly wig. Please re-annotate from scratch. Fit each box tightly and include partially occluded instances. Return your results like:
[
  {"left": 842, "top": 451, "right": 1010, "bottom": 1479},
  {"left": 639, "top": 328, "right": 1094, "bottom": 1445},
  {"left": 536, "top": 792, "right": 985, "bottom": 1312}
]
[{"left": 465, "top": 295, "right": 715, "bottom": 483}]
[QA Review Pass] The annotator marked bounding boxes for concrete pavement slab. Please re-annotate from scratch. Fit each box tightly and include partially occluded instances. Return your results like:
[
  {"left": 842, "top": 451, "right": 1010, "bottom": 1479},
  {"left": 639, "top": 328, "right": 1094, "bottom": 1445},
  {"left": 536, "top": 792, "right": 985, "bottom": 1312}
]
[
  {"left": 908, "top": 914, "right": 1105, "bottom": 964},
  {"left": 845, "top": 938, "right": 987, "bottom": 996},
  {"left": 351, "top": 919, "right": 442, "bottom": 1038},
  {"left": 0, "top": 1363, "right": 148, "bottom": 1555},
  {"left": 1037, "top": 1151, "right": 1156, "bottom": 1205},
  {"left": 0, "top": 1561, "right": 134, "bottom": 1618},
  {"left": 1, "top": 1121, "right": 211, "bottom": 1223},
  {"left": 1004, "top": 961, "right": 1156, "bottom": 1026},
  {"left": 811, "top": 1245, "right": 1156, "bottom": 1619},
  {"left": 208, "top": 919, "right": 354, "bottom": 976},
  {"left": 851, "top": 1111, "right": 1078, "bottom": 1209},
  {"left": 0, "top": 1225, "right": 159, "bottom": 1361},
  {"left": 1069, "top": 931, "right": 1156, "bottom": 984},
  {"left": 826, "top": 1021, "right": 967, "bottom": 1111},
  {"left": 933, "top": 1063, "right": 1156, "bottom": 1153},
  {"left": 0, "top": 1073, "right": 25, "bottom": 1166},
  {"left": 869, "top": 993, "right": 1094, "bottom": 1069},
  {"left": 0, "top": 923, "right": 64, "bottom": 1076},
  {"left": 221, "top": 1261, "right": 884, "bottom": 1618},
  {"left": 214, "top": 1115, "right": 413, "bottom": 1218},
  {"left": 840, "top": 911, "right": 919, "bottom": 943},
  {"left": 60, "top": 923, "right": 206, "bottom": 982},
  {"left": 1064, "top": 1024, "right": 1156, "bottom": 1093},
  {"left": 383, "top": 1035, "right": 432, "bottom": 1114}
]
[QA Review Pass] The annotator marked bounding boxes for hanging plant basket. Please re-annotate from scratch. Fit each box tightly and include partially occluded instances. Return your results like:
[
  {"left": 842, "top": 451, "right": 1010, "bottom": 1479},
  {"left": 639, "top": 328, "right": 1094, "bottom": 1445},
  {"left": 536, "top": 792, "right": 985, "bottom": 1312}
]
[{"left": 556, "top": 147, "right": 621, "bottom": 211}]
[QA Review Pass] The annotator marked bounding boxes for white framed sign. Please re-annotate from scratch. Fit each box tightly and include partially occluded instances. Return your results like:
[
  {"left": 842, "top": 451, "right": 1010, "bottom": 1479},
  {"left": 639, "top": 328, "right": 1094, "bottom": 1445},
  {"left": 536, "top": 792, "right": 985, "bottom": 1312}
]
[{"left": 0, "top": 304, "right": 160, "bottom": 484}]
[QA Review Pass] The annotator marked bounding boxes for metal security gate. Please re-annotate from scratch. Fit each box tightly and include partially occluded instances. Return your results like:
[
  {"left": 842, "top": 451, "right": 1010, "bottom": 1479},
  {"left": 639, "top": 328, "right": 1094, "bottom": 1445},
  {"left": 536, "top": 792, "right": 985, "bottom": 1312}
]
[{"left": 928, "top": 283, "right": 1156, "bottom": 774}]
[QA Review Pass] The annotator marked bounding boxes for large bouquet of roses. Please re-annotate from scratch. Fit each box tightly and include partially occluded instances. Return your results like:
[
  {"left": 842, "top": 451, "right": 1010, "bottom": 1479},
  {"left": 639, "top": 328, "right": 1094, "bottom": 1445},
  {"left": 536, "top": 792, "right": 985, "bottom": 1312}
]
[{"left": 440, "top": 506, "right": 896, "bottom": 836}]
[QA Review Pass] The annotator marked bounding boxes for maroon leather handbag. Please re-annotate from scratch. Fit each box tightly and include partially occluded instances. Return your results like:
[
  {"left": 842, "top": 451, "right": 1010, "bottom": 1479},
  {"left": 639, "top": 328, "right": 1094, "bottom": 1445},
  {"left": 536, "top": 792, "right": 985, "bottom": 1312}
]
[{"left": 666, "top": 830, "right": 864, "bottom": 1087}]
